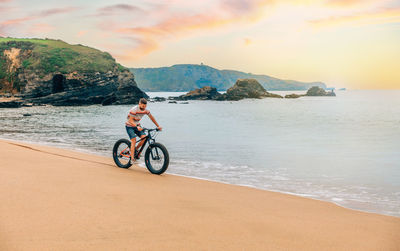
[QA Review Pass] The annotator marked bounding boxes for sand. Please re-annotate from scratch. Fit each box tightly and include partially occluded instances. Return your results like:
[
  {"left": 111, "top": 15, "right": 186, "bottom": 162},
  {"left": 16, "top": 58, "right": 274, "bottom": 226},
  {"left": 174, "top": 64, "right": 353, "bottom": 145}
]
[{"left": 0, "top": 139, "right": 399, "bottom": 250}]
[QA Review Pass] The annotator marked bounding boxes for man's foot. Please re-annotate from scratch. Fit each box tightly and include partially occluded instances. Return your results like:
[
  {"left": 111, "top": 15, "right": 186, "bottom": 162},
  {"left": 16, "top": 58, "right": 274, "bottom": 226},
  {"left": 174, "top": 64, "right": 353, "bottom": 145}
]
[
  {"left": 135, "top": 149, "right": 140, "bottom": 160},
  {"left": 130, "top": 158, "right": 136, "bottom": 165}
]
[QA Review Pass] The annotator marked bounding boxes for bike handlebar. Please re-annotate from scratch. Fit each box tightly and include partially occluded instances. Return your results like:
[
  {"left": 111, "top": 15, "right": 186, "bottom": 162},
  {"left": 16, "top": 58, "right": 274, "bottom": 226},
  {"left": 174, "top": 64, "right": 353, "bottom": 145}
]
[{"left": 141, "top": 127, "right": 160, "bottom": 132}]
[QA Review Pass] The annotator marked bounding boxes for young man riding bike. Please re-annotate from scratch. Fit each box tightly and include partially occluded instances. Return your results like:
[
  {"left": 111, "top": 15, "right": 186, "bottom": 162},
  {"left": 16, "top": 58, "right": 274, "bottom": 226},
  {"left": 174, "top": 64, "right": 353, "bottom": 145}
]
[{"left": 125, "top": 98, "right": 162, "bottom": 164}]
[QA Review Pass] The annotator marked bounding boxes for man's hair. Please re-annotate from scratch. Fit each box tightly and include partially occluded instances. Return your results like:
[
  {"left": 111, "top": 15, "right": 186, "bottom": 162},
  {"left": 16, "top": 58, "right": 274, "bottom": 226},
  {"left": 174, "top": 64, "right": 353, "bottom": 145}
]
[{"left": 139, "top": 98, "right": 147, "bottom": 104}]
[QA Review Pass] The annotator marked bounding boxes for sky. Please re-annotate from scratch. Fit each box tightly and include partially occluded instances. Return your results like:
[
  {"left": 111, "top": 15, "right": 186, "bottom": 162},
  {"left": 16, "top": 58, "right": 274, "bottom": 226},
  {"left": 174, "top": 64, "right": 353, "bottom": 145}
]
[{"left": 1, "top": 0, "right": 399, "bottom": 89}]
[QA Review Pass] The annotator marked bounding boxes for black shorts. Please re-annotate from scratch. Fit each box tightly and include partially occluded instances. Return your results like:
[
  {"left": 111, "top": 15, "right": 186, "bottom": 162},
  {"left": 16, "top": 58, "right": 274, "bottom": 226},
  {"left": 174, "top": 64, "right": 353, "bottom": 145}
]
[{"left": 126, "top": 126, "right": 145, "bottom": 139}]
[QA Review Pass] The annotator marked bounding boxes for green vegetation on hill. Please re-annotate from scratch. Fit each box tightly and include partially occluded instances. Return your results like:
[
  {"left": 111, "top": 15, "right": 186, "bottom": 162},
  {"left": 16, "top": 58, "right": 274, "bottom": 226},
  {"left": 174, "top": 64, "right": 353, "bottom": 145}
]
[
  {"left": 130, "top": 64, "right": 327, "bottom": 91},
  {"left": 0, "top": 37, "right": 127, "bottom": 75}
]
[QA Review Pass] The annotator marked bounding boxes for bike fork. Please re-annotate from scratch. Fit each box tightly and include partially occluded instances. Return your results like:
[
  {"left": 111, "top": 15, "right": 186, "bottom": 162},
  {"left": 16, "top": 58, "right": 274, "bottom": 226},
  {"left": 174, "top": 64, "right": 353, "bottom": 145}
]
[{"left": 150, "top": 146, "right": 160, "bottom": 160}]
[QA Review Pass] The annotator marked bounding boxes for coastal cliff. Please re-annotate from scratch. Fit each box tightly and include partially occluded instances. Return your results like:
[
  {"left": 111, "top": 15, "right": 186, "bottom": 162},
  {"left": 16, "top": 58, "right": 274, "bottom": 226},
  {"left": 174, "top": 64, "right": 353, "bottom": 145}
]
[{"left": 0, "top": 38, "right": 147, "bottom": 106}]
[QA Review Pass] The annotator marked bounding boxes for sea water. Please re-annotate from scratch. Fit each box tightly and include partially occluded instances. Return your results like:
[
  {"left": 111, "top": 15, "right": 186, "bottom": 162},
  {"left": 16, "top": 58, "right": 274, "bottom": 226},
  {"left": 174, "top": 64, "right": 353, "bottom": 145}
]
[{"left": 1, "top": 90, "right": 399, "bottom": 217}]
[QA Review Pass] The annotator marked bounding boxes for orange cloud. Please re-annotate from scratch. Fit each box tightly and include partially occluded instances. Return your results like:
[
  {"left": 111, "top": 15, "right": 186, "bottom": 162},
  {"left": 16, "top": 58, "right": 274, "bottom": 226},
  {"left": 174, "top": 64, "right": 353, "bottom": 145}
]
[
  {"left": 309, "top": 7, "right": 400, "bottom": 28},
  {"left": 1, "top": 16, "right": 33, "bottom": 25},
  {"left": 97, "top": 4, "right": 141, "bottom": 15},
  {"left": 0, "top": 6, "right": 78, "bottom": 36},
  {"left": 39, "top": 7, "right": 77, "bottom": 16},
  {"left": 30, "top": 23, "right": 54, "bottom": 34},
  {"left": 112, "top": 0, "right": 276, "bottom": 61},
  {"left": 77, "top": 30, "right": 88, "bottom": 37},
  {"left": 325, "top": 0, "right": 374, "bottom": 7},
  {"left": 244, "top": 38, "right": 252, "bottom": 46}
]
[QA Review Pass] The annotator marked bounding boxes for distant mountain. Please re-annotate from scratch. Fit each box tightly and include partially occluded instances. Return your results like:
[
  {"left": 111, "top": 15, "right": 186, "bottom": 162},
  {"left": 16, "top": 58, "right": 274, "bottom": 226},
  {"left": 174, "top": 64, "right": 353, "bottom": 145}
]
[{"left": 130, "top": 64, "right": 326, "bottom": 91}]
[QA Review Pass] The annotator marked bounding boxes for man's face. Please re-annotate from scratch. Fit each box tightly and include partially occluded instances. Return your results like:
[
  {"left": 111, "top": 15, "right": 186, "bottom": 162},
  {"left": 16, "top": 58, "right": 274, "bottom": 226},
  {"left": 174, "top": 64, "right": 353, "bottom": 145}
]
[{"left": 139, "top": 103, "right": 147, "bottom": 110}]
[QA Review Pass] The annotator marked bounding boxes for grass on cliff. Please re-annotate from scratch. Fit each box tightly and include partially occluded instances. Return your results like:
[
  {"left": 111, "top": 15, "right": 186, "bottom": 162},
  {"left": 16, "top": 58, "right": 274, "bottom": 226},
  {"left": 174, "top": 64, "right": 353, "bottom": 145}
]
[{"left": 0, "top": 37, "right": 127, "bottom": 74}]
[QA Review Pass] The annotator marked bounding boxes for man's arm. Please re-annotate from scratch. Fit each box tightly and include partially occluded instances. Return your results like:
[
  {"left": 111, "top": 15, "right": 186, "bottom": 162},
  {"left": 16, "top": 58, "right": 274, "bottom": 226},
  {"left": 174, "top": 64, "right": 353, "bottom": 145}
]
[
  {"left": 148, "top": 113, "right": 162, "bottom": 130},
  {"left": 128, "top": 116, "right": 138, "bottom": 127}
]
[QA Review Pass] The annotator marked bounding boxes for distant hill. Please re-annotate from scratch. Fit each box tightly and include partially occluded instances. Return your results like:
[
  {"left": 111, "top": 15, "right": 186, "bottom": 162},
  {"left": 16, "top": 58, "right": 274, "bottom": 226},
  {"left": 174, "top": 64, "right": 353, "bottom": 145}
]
[{"left": 130, "top": 64, "right": 326, "bottom": 91}]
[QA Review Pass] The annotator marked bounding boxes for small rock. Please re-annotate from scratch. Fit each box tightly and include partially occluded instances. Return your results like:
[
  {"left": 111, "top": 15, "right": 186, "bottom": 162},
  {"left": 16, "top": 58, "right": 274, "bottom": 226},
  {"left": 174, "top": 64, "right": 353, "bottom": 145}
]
[
  {"left": 177, "top": 86, "right": 222, "bottom": 100},
  {"left": 285, "top": 94, "right": 303, "bottom": 99},
  {"left": 0, "top": 101, "right": 23, "bottom": 108},
  {"left": 152, "top": 97, "right": 166, "bottom": 102},
  {"left": 306, "top": 86, "right": 336, "bottom": 96}
]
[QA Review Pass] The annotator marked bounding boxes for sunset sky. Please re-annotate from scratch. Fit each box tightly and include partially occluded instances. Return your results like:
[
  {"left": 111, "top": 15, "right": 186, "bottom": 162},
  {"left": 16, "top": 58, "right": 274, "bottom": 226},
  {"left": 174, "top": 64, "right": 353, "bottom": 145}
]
[{"left": 1, "top": 0, "right": 399, "bottom": 89}]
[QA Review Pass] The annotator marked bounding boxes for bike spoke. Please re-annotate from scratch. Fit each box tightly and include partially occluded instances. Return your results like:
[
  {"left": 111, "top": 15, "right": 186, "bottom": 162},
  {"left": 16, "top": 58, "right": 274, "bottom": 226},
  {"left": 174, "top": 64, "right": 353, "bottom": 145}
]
[
  {"left": 148, "top": 147, "right": 165, "bottom": 171},
  {"left": 117, "top": 143, "right": 131, "bottom": 165}
]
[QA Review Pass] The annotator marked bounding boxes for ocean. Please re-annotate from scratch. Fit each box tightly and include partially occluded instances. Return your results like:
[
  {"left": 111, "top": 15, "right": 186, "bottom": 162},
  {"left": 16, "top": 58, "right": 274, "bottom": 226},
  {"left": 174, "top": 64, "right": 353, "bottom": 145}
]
[{"left": 1, "top": 90, "right": 399, "bottom": 217}]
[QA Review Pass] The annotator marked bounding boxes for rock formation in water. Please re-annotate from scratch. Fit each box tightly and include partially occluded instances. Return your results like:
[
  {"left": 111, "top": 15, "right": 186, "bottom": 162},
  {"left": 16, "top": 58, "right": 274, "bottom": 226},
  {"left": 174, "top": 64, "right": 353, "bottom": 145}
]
[
  {"left": 174, "top": 86, "right": 222, "bottom": 100},
  {"left": 284, "top": 94, "right": 302, "bottom": 99},
  {"left": 222, "top": 79, "right": 283, "bottom": 100},
  {"left": 305, "top": 86, "right": 336, "bottom": 96},
  {"left": 171, "top": 79, "right": 283, "bottom": 101}
]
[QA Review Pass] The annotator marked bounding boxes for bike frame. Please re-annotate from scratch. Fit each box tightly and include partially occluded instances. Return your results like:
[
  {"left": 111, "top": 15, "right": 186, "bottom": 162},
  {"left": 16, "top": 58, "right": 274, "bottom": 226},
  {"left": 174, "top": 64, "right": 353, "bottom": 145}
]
[{"left": 118, "top": 129, "right": 158, "bottom": 159}]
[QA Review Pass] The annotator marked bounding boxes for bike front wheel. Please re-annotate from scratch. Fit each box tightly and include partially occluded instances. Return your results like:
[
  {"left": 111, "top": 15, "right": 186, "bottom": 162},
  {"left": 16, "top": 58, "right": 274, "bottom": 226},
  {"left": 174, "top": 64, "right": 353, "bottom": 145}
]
[{"left": 145, "top": 142, "right": 169, "bottom": 175}]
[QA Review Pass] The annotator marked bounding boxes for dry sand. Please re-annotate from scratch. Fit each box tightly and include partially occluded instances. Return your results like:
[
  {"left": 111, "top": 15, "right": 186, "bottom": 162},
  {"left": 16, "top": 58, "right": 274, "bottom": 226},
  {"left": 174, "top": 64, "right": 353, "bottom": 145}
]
[{"left": 0, "top": 139, "right": 399, "bottom": 250}]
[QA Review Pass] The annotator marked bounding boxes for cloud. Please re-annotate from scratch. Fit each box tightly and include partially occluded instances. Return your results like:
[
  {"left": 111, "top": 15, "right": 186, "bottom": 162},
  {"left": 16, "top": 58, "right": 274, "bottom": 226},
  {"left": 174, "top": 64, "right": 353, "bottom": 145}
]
[
  {"left": 324, "top": 0, "right": 384, "bottom": 7},
  {"left": 110, "top": 0, "right": 276, "bottom": 60},
  {"left": 30, "top": 23, "right": 55, "bottom": 34},
  {"left": 308, "top": 7, "right": 400, "bottom": 28},
  {"left": 325, "top": 0, "right": 367, "bottom": 6},
  {"left": 1, "top": 16, "right": 33, "bottom": 26},
  {"left": 97, "top": 4, "right": 142, "bottom": 15},
  {"left": 39, "top": 7, "right": 78, "bottom": 17},
  {"left": 244, "top": 38, "right": 252, "bottom": 46},
  {"left": 77, "top": 30, "right": 88, "bottom": 37},
  {"left": 1, "top": 6, "right": 78, "bottom": 26},
  {"left": 0, "top": 6, "right": 78, "bottom": 35}
]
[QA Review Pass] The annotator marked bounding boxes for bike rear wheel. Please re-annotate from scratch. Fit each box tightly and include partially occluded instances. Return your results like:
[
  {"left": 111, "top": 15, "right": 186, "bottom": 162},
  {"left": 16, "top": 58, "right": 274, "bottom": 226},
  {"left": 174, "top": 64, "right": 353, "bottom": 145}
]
[
  {"left": 113, "top": 139, "right": 132, "bottom": 169},
  {"left": 145, "top": 142, "right": 169, "bottom": 175}
]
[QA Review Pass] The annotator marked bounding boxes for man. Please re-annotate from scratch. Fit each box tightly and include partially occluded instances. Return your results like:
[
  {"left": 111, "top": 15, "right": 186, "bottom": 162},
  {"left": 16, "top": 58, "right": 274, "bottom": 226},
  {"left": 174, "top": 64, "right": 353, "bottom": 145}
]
[{"left": 125, "top": 98, "right": 162, "bottom": 164}]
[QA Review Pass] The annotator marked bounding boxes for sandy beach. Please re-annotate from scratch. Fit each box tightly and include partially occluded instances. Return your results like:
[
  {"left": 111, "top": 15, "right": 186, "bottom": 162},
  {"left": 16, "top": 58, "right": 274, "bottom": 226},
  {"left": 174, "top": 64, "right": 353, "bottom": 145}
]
[{"left": 0, "top": 139, "right": 399, "bottom": 250}]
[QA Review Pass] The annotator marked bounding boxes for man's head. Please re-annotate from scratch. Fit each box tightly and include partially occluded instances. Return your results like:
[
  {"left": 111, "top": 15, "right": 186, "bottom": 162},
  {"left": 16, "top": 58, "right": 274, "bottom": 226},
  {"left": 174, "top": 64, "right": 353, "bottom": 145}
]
[{"left": 138, "top": 98, "right": 147, "bottom": 110}]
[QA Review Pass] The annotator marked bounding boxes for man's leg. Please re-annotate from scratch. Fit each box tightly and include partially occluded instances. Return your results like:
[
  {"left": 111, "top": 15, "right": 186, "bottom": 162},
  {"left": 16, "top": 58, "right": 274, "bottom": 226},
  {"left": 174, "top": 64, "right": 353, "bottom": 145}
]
[
  {"left": 130, "top": 138, "right": 136, "bottom": 160},
  {"left": 135, "top": 135, "right": 146, "bottom": 156}
]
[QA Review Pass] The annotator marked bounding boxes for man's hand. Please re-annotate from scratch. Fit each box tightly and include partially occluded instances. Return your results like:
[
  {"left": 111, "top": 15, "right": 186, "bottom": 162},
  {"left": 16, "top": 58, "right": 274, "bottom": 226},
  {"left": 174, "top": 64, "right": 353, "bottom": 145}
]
[
  {"left": 157, "top": 126, "right": 162, "bottom": 131},
  {"left": 137, "top": 126, "right": 143, "bottom": 131}
]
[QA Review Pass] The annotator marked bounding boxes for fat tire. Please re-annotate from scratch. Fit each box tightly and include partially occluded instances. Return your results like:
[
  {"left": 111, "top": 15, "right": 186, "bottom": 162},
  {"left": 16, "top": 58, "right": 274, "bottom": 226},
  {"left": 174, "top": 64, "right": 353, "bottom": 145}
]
[
  {"left": 113, "top": 139, "right": 132, "bottom": 169},
  {"left": 144, "top": 142, "right": 169, "bottom": 175}
]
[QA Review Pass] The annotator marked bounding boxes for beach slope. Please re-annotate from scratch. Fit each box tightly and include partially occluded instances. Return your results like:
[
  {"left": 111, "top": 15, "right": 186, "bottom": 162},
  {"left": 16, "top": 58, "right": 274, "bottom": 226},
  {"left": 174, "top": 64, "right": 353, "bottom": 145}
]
[{"left": 0, "top": 139, "right": 399, "bottom": 250}]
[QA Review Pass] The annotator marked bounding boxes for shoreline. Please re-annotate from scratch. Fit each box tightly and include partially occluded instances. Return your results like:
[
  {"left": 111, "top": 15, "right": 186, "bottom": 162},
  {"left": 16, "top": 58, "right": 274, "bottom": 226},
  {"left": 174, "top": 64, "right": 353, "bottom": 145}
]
[
  {"left": 1, "top": 138, "right": 399, "bottom": 250},
  {"left": 0, "top": 136, "right": 398, "bottom": 219}
]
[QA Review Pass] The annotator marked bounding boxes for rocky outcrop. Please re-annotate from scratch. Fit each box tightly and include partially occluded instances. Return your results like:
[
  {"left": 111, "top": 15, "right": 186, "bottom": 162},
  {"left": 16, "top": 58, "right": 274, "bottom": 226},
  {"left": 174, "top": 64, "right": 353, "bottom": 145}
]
[
  {"left": 284, "top": 87, "right": 336, "bottom": 99},
  {"left": 171, "top": 79, "right": 283, "bottom": 101},
  {"left": 222, "top": 79, "right": 283, "bottom": 100},
  {"left": 284, "top": 94, "right": 302, "bottom": 99},
  {"left": 0, "top": 100, "right": 23, "bottom": 108},
  {"left": 150, "top": 97, "right": 166, "bottom": 102},
  {"left": 0, "top": 39, "right": 148, "bottom": 107},
  {"left": 306, "top": 86, "right": 335, "bottom": 96},
  {"left": 16, "top": 70, "right": 148, "bottom": 106},
  {"left": 175, "top": 86, "right": 222, "bottom": 100}
]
